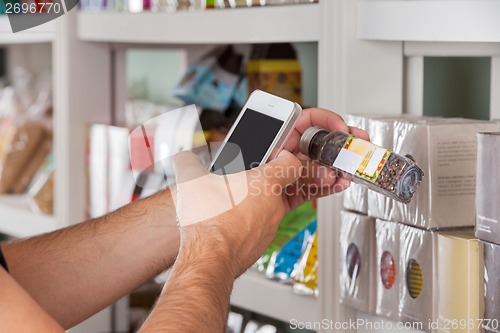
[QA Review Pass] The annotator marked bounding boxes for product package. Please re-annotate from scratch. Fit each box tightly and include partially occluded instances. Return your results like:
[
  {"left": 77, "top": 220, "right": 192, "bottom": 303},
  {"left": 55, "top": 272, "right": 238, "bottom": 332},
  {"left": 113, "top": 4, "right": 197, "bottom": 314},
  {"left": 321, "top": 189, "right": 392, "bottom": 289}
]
[
  {"left": 266, "top": 220, "right": 317, "bottom": 283},
  {"left": 11, "top": 133, "right": 52, "bottom": 194},
  {"left": 254, "top": 201, "right": 316, "bottom": 272},
  {"left": 27, "top": 153, "right": 54, "bottom": 215},
  {"left": 173, "top": 46, "right": 243, "bottom": 112},
  {"left": 482, "top": 241, "right": 500, "bottom": 333},
  {"left": 339, "top": 210, "right": 376, "bottom": 314},
  {"left": 391, "top": 119, "right": 498, "bottom": 229},
  {"left": 247, "top": 43, "right": 302, "bottom": 104},
  {"left": 343, "top": 114, "right": 370, "bottom": 214},
  {"left": 374, "top": 219, "right": 400, "bottom": 321},
  {"left": 475, "top": 132, "right": 500, "bottom": 245},
  {"left": 87, "top": 124, "right": 137, "bottom": 218},
  {"left": 300, "top": 127, "right": 424, "bottom": 204},
  {"left": 292, "top": 231, "right": 318, "bottom": 296},
  {"left": 399, "top": 224, "right": 435, "bottom": 330},
  {"left": 436, "top": 232, "right": 483, "bottom": 333},
  {"left": 0, "top": 122, "right": 49, "bottom": 193}
]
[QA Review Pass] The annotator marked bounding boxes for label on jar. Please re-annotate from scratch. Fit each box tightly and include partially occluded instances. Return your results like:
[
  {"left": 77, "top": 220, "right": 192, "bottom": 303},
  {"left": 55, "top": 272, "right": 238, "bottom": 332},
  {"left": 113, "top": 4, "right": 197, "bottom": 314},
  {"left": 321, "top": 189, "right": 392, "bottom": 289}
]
[{"left": 332, "top": 136, "right": 391, "bottom": 182}]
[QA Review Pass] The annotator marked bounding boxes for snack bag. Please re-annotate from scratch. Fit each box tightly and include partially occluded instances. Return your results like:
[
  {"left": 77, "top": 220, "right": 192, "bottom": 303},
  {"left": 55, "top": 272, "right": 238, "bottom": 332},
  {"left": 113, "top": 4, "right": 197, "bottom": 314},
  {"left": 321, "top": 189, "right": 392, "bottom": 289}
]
[{"left": 292, "top": 232, "right": 318, "bottom": 296}]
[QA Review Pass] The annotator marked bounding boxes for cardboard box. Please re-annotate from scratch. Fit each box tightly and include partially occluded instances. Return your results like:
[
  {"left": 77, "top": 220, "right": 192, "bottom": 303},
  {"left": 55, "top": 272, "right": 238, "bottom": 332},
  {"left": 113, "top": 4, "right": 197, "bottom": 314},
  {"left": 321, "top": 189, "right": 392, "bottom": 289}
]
[
  {"left": 475, "top": 132, "right": 500, "bottom": 245},
  {"left": 339, "top": 210, "right": 376, "bottom": 314},
  {"left": 483, "top": 241, "right": 500, "bottom": 333},
  {"left": 436, "top": 232, "right": 483, "bottom": 333},
  {"left": 399, "top": 224, "right": 435, "bottom": 330},
  {"left": 392, "top": 119, "right": 498, "bottom": 229},
  {"left": 374, "top": 219, "right": 400, "bottom": 321}
]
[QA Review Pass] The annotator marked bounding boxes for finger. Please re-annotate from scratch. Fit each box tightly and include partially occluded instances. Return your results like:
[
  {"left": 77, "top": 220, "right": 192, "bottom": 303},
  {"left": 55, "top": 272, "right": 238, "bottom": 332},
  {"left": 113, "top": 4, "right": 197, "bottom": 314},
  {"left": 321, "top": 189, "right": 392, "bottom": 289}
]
[
  {"left": 348, "top": 126, "right": 370, "bottom": 142},
  {"left": 173, "top": 151, "right": 209, "bottom": 185},
  {"left": 285, "top": 108, "right": 350, "bottom": 153},
  {"left": 251, "top": 150, "right": 302, "bottom": 189},
  {"left": 299, "top": 161, "right": 339, "bottom": 187}
]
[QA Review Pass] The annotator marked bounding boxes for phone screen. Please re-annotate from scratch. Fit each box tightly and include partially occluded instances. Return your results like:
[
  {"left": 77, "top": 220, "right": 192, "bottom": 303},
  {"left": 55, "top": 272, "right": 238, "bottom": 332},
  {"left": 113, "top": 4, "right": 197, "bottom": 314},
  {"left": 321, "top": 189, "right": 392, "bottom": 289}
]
[{"left": 211, "top": 108, "right": 284, "bottom": 175}]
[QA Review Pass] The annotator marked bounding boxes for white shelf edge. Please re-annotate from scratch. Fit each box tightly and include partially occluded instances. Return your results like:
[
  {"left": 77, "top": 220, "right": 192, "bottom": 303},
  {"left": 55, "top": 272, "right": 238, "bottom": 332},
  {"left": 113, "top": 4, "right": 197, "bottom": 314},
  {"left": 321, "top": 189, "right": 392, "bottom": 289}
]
[
  {"left": 358, "top": 0, "right": 500, "bottom": 43},
  {"left": 0, "top": 195, "right": 57, "bottom": 238},
  {"left": 231, "top": 270, "right": 318, "bottom": 324},
  {"left": 78, "top": 4, "right": 320, "bottom": 44},
  {"left": 0, "top": 16, "right": 54, "bottom": 44}
]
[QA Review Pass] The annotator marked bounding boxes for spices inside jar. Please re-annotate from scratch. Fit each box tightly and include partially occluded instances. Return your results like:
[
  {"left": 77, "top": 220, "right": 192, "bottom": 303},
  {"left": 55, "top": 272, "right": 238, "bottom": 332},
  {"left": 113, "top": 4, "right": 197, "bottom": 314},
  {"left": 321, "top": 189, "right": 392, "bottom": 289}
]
[{"left": 299, "top": 127, "right": 424, "bottom": 203}]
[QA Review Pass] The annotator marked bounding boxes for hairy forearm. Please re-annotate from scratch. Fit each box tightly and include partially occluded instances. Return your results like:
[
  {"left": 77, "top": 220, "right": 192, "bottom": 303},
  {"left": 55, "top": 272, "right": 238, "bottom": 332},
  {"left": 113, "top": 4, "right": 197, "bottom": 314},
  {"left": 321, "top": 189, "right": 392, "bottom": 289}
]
[
  {"left": 2, "top": 189, "right": 179, "bottom": 329},
  {"left": 139, "top": 231, "right": 235, "bottom": 333}
]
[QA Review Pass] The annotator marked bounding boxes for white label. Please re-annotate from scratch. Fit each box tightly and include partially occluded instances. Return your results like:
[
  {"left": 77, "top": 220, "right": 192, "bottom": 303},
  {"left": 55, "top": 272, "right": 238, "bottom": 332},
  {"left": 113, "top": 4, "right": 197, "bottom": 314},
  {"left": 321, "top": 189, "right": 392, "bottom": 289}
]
[
  {"left": 333, "top": 148, "right": 363, "bottom": 175},
  {"left": 364, "top": 147, "right": 387, "bottom": 177}
]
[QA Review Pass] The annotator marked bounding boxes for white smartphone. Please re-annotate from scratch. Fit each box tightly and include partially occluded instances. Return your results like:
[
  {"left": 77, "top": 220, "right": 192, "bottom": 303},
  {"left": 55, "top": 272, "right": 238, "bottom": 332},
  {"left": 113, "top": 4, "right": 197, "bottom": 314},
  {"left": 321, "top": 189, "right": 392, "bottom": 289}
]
[{"left": 210, "top": 90, "right": 302, "bottom": 175}]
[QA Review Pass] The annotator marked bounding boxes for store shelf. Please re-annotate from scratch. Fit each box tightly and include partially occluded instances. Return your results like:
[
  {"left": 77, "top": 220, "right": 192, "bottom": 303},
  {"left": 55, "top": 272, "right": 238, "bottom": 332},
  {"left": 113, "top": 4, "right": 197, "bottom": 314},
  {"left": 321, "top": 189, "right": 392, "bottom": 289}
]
[
  {"left": 358, "top": 0, "right": 500, "bottom": 42},
  {"left": 78, "top": 4, "right": 320, "bottom": 44},
  {"left": 0, "top": 16, "right": 54, "bottom": 44},
  {"left": 0, "top": 195, "right": 56, "bottom": 238},
  {"left": 231, "top": 270, "right": 318, "bottom": 324}
]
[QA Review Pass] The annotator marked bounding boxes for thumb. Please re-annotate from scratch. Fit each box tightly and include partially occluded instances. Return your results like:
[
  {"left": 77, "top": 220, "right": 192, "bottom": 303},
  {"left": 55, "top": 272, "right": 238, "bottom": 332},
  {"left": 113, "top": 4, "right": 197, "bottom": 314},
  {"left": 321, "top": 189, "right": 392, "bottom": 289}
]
[
  {"left": 253, "top": 150, "right": 302, "bottom": 189},
  {"left": 173, "top": 151, "right": 209, "bottom": 185}
]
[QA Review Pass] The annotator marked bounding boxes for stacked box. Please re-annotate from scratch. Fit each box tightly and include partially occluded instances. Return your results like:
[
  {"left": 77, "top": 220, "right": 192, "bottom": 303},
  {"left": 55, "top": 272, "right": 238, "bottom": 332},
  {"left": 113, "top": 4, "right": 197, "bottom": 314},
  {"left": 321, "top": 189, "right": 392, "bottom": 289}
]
[
  {"left": 374, "top": 219, "right": 400, "bottom": 321},
  {"left": 339, "top": 210, "right": 376, "bottom": 314},
  {"left": 475, "top": 133, "right": 500, "bottom": 244},
  {"left": 482, "top": 241, "right": 500, "bottom": 333},
  {"left": 436, "top": 232, "right": 484, "bottom": 333},
  {"left": 392, "top": 119, "right": 498, "bottom": 229},
  {"left": 399, "top": 224, "right": 435, "bottom": 330}
]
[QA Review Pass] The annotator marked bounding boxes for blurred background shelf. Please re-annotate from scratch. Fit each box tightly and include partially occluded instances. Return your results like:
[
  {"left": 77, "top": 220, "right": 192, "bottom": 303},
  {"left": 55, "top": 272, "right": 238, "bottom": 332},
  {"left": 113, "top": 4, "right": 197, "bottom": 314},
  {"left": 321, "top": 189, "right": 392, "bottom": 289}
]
[
  {"left": 231, "top": 270, "right": 318, "bottom": 324},
  {"left": 78, "top": 4, "right": 320, "bottom": 44},
  {"left": 0, "top": 16, "right": 54, "bottom": 44},
  {"left": 0, "top": 195, "right": 56, "bottom": 238},
  {"left": 358, "top": 0, "right": 500, "bottom": 42}
]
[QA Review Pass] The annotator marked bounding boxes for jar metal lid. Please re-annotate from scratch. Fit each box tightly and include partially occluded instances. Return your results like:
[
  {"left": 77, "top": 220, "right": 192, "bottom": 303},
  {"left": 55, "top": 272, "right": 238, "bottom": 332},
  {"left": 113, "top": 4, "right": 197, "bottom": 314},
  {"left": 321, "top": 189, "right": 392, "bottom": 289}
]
[{"left": 299, "top": 127, "right": 324, "bottom": 155}]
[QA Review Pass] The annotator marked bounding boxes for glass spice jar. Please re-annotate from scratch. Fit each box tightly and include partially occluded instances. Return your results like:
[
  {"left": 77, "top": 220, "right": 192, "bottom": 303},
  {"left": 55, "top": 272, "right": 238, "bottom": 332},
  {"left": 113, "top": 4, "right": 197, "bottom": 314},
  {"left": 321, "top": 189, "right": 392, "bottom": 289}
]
[{"left": 299, "top": 127, "right": 424, "bottom": 204}]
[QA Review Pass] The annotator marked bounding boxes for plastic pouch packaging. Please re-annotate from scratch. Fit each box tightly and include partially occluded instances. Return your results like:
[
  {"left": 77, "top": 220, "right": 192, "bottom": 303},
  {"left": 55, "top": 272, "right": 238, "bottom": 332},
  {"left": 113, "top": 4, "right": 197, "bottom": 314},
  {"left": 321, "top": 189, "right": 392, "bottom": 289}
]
[
  {"left": 339, "top": 210, "right": 375, "bottom": 314},
  {"left": 399, "top": 224, "right": 435, "bottom": 331},
  {"left": 482, "top": 241, "right": 500, "bottom": 333},
  {"left": 173, "top": 46, "right": 243, "bottom": 112},
  {"left": 265, "top": 220, "right": 317, "bottom": 283},
  {"left": 254, "top": 201, "right": 316, "bottom": 272},
  {"left": 436, "top": 232, "right": 483, "bottom": 333},
  {"left": 391, "top": 119, "right": 498, "bottom": 229},
  {"left": 292, "top": 231, "right": 318, "bottom": 296},
  {"left": 0, "top": 122, "right": 49, "bottom": 193},
  {"left": 247, "top": 43, "right": 301, "bottom": 104},
  {"left": 374, "top": 219, "right": 399, "bottom": 321},
  {"left": 27, "top": 153, "right": 54, "bottom": 215},
  {"left": 300, "top": 127, "right": 424, "bottom": 204},
  {"left": 475, "top": 132, "right": 500, "bottom": 245}
]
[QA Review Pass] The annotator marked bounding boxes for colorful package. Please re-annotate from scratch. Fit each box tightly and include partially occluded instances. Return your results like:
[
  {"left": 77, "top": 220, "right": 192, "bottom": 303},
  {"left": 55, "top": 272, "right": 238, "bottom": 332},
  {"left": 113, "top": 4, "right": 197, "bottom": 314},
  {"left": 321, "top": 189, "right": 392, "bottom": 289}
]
[
  {"left": 254, "top": 201, "right": 316, "bottom": 272},
  {"left": 292, "top": 232, "right": 318, "bottom": 296},
  {"left": 266, "top": 220, "right": 317, "bottom": 283}
]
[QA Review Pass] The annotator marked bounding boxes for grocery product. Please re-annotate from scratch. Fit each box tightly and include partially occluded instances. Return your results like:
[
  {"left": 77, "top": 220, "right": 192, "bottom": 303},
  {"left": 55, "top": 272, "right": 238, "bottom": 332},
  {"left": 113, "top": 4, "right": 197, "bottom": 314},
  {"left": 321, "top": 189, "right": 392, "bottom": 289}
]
[
  {"left": 266, "top": 220, "right": 317, "bottom": 283},
  {"left": 300, "top": 127, "right": 424, "bottom": 204},
  {"left": 339, "top": 210, "right": 376, "bottom": 314},
  {"left": 292, "top": 231, "right": 318, "bottom": 296}
]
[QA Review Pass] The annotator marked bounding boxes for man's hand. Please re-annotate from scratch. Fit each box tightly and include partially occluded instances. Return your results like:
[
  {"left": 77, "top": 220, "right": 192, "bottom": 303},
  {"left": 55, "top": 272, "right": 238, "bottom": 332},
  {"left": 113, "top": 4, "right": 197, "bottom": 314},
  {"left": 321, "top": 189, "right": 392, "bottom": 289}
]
[{"left": 282, "top": 108, "right": 370, "bottom": 209}]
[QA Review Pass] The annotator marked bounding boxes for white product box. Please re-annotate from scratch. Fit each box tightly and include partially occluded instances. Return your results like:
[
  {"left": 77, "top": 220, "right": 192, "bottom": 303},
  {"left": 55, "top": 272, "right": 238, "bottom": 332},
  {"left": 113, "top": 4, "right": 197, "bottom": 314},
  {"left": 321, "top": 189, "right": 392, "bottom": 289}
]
[
  {"left": 399, "top": 224, "right": 435, "bottom": 331},
  {"left": 339, "top": 210, "right": 376, "bottom": 314},
  {"left": 475, "top": 132, "right": 500, "bottom": 245},
  {"left": 392, "top": 119, "right": 498, "bottom": 229},
  {"left": 374, "top": 219, "right": 400, "bottom": 321}
]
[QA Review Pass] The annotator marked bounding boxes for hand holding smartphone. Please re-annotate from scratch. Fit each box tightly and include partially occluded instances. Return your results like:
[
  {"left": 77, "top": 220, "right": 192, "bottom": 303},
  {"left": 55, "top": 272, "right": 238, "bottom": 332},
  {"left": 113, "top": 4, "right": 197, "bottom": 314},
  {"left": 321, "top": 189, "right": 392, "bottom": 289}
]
[{"left": 210, "top": 90, "right": 302, "bottom": 175}]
